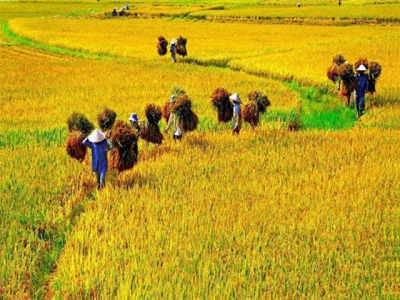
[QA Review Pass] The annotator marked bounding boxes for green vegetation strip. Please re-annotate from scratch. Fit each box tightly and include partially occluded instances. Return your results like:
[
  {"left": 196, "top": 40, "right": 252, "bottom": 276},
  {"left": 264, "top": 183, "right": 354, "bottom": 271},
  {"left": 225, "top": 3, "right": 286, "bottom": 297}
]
[
  {"left": 3, "top": 22, "right": 117, "bottom": 60},
  {"left": 285, "top": 81, "right": 356, "bottom": 130}
]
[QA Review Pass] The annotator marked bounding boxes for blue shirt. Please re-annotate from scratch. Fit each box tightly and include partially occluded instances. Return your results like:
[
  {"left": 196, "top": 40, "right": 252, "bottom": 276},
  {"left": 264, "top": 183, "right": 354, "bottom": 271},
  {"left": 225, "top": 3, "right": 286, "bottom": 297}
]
[
  {"left": 233, "top": 103, "right": 241, "bottom": 128},
  {"left": 356, "top": 73, "right": 368, "bottom": 98},
  {"left": 83, "top": 138, "right": 110, "bottom": 173},
  {"left": 170, "top": 44, "right": 176, "bottom": 54}
]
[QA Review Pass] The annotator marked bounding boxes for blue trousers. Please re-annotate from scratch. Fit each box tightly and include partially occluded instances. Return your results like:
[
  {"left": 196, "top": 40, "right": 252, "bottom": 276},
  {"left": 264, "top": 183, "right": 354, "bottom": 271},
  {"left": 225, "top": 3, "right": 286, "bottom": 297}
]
[
  {"left": 355, "top": 96, "right": 365, "bottom": 116},
  {"left": 95, "top": 172, "right": 106, "bottom": 189}
]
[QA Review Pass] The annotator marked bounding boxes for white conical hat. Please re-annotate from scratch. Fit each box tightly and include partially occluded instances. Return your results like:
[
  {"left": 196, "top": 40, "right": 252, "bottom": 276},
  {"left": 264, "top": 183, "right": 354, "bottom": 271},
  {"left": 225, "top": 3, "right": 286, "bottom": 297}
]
[
  {"left": 171, "top": 39, "right": 177, "bottom": 45},
  {"left": 229, "top": 93, "right": 242, "bottom": 103},
  {"left": 88, "top": 129, "right": 106, "bottom": 143},
  {"left": 357, "top": 64, "right": 367, "bottom": 71}
]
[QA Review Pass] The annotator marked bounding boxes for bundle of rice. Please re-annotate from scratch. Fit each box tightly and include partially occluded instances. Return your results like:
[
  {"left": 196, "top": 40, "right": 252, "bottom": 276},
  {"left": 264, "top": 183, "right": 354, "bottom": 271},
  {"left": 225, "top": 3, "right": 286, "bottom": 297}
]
[
  {"left": 157, "top": 36, "right": 168, "bottom": 56},
  {"left": 367, "top": 61, "right": 382, "bottom": 94},
  {"left": 248, "top": 91, "right": 270, "bottom": 114},
  {"left": 66, "top": 131, "right": 87, "bottom": 162},
  {"left": 109, "top": 120, "right": 138, "bottom": 173},
  {"left": 211, "top": 87, "right": 233, "bottom": 122},
  {"left": 354, "top": 58, "right": 369, "bottom": 71},
  {"left": 140, "top": 104, "right": 164, "bottom": 144},
  {"left": 242, "top": 101, "right": 259, "bottom": 128},
  {"left": 97, "top": 107, "right": 117, "bottom": 132},
  {"left": 338, "top": 63, "right": 356, "bottom": 90},
  {"left": 67, "top": 112, "right": 94, "bottom": 135},
  {"left": 176, "top": 36, "right": 187, "bottom": 56},
  {"left": 162, "top": 101, "right": 174, "bottom": 122},
  {"left": 332, "top": 54, "right": 346, "bottom": 66},
  {"left": 327, "top": 63, "right": 339, "bottom": 83},
  {"left": 173, "top": 94, "right": 198, "bottom": 132}
]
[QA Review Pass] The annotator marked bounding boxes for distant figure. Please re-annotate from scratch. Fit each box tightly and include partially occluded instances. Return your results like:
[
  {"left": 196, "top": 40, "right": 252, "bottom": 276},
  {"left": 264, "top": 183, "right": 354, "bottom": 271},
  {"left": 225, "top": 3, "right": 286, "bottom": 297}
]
[
  {"left": 354, "top": 64, "right": 369, "bottom": 117},
  {"left": 338, "top": 0, "right": 342, "bottom": 5},
  {"left": 230, "top": 93, "right": 242, "bottom": 135},
  {"left": 83, "top": 129, "right": 111, "bottom": 190},
  {"left": 164, "top": 95, "right": 182, "bottom": 140},
  {"left": 119, "top": 8, "right": 125, "bottom": 16},
  {"left": 170, "top": 39, "right": 177, "bottom": 63},
  {"left": 297, "top": 2, "right": 301, "bottom": 7},
  {"left": 129, "top": 112, "right": 140, "bottom": 134},
  {"left": 125, "top": 3, "right": 130, "bottom": 10},
  {"left": 112, "top": 7, "right": 117, "bottom": 16}
]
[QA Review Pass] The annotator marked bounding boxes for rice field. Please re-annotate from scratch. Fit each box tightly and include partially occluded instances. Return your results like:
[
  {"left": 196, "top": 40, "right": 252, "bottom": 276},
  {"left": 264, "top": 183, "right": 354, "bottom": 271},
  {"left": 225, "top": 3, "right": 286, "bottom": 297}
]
[{"left": 1, "top": 1, "right": 399, "bottom": 299}]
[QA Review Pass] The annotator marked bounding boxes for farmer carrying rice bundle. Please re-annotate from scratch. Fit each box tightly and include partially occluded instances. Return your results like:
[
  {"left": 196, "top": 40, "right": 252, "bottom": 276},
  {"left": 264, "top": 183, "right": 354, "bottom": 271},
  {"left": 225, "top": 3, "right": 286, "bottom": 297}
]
[
  {"left": 109, "top": 120, "right": 138, "bottom": 173},
  {"left": 129, "top": 112, "right": 141, "bottom": 134},
  {"left": 165, "top": 93, "right": 198, "bottom": 140},
  {"left": 327, "top": 54, "right": 347, "bottom": 91},
  {"left": 162, "top": 88, "right": 186, "bottom": 122},
  {"left": 211, "top": 87, "right": 233, "bottom": 123},
  {"left": 66, "top": 112, "right": 95, "bottom": 162},
  {"left": 157, "top": 36, "right": 168, "bottom": 56},
  {"left": 83, "top": 129, "right": 111, "bottom": 190},
  {"left": 338, "top": 62, "right": 357, "bottom": 107},
  {"left": 354, "top": 64, "right": 368, "bottom": 117},
  {"left": 139, "top": 104, "right": 164, "bottom": 145},
  {"left": 230, "top": 93, "right": 242, "bottom": 135}
]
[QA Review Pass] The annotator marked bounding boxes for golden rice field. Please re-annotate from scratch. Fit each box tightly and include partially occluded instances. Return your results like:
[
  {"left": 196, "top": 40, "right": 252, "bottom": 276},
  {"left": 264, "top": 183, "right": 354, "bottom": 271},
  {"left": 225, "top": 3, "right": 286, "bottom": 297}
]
[{"left": 1, "top": 1, "right": 399, "bottom": 299}]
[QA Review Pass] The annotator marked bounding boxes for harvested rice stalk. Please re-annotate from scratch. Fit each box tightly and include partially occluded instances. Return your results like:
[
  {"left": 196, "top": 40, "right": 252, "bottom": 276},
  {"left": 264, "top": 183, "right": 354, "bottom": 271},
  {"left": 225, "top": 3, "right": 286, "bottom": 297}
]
[
  {"left": 140, "top": 122, "right": 164, "bottom": 144},
  {"left": 332, "top": 54, "right": 346, "bottom": 66},
  {"left": 110, "top": 145, "right": 138, "bottom": 173},
  {"left": 67, "top": 112, "right": 94, "bottom": 135},
  {"left": 338, "top": 63, "right": 356, "bottom": 91},
  {"left": 66, "top": 131, "right": 87, "bottom": 162},
  {"left": 243, "top": 101, "right": 259, "bottom": 128},
  {"left": 211, "top": 87, "right": 233, "bottom": 122},
  {"left": 248, "top": 91, "right": 270, "bottom": 114},
  {"left": 157, "top": 36, "right": 168, "bottom": 56},
  {"left": 327, "top": 63, "right": 340, "bottom": 83},
  {"left": 162, "top": 101, "right": 173, "bottom": 123},
  {"left": 140, "top": 104, "right": 164, "bottom": 144},
  {"left": 355, "top": 58, "right": 369, "bottom": 71},
  {"left": 176, "top": 36, "right": 187, "bottom": 56},
  {"left": 145, "top": 104, "right": 162, "bottom": 125},
  {"left": 109, "top": 120, "right": 138, "bottom": 173},
  {"left": 97, "top": 107, "right": 117, "bottom": 132},
  {"left": 367, "top": 61, "right": 382, "bottom": 94},
  {"left": 173, "top": 95, "right": 198, "bottom": 132}
]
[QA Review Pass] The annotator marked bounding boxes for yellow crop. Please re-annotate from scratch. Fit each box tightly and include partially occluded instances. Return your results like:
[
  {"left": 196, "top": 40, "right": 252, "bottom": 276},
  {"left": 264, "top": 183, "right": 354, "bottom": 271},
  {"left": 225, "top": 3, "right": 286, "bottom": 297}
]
[{"left": 1, "top": 2, "right": 399, "bottom": 299}]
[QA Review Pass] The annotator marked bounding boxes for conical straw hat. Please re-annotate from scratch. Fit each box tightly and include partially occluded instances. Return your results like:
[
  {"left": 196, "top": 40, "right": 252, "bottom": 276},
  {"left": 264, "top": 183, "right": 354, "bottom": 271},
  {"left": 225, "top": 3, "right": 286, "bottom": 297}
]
[{"left": 88, "top": 129, "right": 106, "bottom": 143}]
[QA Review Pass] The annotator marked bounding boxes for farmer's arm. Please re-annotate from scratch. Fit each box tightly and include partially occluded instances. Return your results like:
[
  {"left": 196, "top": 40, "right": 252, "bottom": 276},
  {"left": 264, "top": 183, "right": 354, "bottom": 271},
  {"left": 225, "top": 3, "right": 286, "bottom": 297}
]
[
  {"left": 164, "top": 113, "right": 173, "bottom": 132},
  {"left": 82, "top": 137, "right": 91, "bottom": 147}
]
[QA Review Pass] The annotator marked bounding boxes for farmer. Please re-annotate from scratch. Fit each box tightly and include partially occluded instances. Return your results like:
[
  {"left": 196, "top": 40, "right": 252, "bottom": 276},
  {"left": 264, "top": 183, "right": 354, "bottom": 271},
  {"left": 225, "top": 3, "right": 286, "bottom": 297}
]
[
  {"left": 170, "top": 39, "right": 177, "bottom": 63},
  {"left": 83, "top": 129, "right": 111, "bottom": 190},
  {"left": 112, "top": 7, "right": 117, "bottom": 16},
  {"left": 119, "top": 8, "right": 125, "bottom": 16},
  {"left": 129, "top": 112, "right": 141, "bottom": 134},
  {"left": 125, "top": 3, "right": 130, "bottom": 10},
  {"left": 164, "top": 95, "right": 182, "bottom": 140},
  {"left": 354, "top": 64, "right": 369, "bottom": 117},
  {"left": 230, "top": 93, "right": 242, "bottom": 135}
]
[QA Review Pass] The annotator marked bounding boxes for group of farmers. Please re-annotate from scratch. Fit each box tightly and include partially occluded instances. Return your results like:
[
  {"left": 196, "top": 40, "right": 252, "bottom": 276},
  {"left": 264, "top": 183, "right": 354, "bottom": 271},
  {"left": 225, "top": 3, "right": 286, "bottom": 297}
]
[
  {"left": 111, "top": 3, "right": 130, "bottom": 16},
  {"left": 83, "top": 92, "right": 243, "bottom": 190}
]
